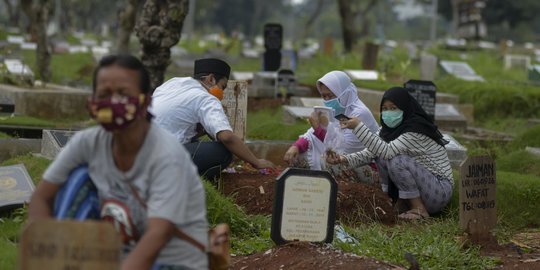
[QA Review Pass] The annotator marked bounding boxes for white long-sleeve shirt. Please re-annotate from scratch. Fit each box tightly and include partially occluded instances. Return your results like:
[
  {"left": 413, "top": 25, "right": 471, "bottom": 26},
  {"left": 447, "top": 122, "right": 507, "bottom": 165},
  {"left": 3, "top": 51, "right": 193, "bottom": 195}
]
[{"left": 345, "top": 123, "right": 453, "bottom": 182}]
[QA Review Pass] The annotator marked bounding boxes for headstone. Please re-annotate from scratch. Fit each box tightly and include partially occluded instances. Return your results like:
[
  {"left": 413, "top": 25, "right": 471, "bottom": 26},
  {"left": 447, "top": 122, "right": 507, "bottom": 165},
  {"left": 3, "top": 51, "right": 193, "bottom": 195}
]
[
  {"left": 435, "top": 103, "right": 468, "bottom": 130},
  {"left": 241, "top": 48, "right": 260, "bottom": 58},
  {"left": 404, "top": 42, "right": 418, "bottom": 60},
  {"left": 282, "top": 106, "right": 313, "bottom": 124},
  {"left": 459, "top": 155, "right": 497, "bottom": 245},
  {"left": 420, "top": 54, "right": 438, "bottom": 81},
  {"left": 4, "top": 59, "right": 35, "bottom": 82},
  {"left": 528, "top": 65, "right": 540, "bottom": 83},
  {"left": 271, "top": 168, "right": 337, "bottom": 245},
  {"left": 80, "top": 38, "right": 98, "bottom": 47},
  {"left": 68, "top": 45, "right": 89, "bottom": 54},
  {"left": 7, "top": 35, "right": 24, "bottom": 44},
  {"left": 0, "top": 95, "right": 15, "bottom": 114},
  {"left": 504, "top": 54, "right": 531, "bottom": 70},
  {"left": 41, "top": 130, "right": 76, "bottom": 159},
  {"left": 322, "top": 37, "right": 334, "bottom": 55},
  {"left": 20, "top": 42, "right": 37, "bottom": 50},
  {"left": 289, "top": 97, "right": 324, "bottom": 107},
  {"left": 223, "top": 81, "right": 248, "bottom": 141},
  {"left": 263, "top": 23, "right": 283, "bottom": 71},
  {"left": 18, "top": 220, "right": 121, "bottom": 270},
  {"left": 276, "top": 69, "right": 295, "bottom": 98},
  {"left": 91, "top": 46, "right": 110, "bottom": 62},
  {"left": 440, "top": 60, "right": 485, "bottom": 82},
  {"left": 231, "top": 71, "right": 254, "bottom": 81},
  {"left": 404, "top": 80, "right": 437, "bottom": 120},
  {"left": 250, "top": 71, "right": 277, "bottom": 98},
  {"left": 280, "top": 49, "right": 297, "bottom": 71},
  {"left": 362, "top": 42, "right": 379, "bottom": 70},
  {"left": 0, "top": 164, "right": 35, "bottom": 211},
  {"left": 344, "top": 70, "right": 378, "bottom": 81}
]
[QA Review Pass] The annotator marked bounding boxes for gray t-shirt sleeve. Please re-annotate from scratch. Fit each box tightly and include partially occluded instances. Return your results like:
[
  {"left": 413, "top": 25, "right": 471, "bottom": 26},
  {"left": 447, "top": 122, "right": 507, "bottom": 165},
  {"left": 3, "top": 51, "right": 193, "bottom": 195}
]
[{"left": 42, "top": 131, "right": 90, "bottom": 184}]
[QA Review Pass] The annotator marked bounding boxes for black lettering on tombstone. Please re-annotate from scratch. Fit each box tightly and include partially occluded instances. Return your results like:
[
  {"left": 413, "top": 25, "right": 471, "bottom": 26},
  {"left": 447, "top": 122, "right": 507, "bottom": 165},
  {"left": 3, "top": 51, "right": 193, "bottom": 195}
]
[
  {"left": 271, "top": 168, "right": 337, "bottom": 245},
  {"left": 0, "top": 164, "right": 35, "bottom": 211},
  {"left": 0, "top": 95, "right": 15, "bottom": 114},
  {"left": 459, "top": 155, "right": 497, "bottom": 246},
  {"left": 404, "top": 79, "right": 437, "bottom": 121},
  {"left": 276, "top": 69, "right": 295, "bottom": 98},
  {"left": 51, "top": 130, "right": 75, "bottom": 148}
]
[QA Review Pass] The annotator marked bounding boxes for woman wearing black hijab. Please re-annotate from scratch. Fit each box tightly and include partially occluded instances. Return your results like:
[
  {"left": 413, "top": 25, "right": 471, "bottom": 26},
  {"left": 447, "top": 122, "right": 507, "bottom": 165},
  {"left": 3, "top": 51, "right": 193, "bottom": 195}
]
[{"left": 327, "top": 87, "right": 454, "bottom": 220}]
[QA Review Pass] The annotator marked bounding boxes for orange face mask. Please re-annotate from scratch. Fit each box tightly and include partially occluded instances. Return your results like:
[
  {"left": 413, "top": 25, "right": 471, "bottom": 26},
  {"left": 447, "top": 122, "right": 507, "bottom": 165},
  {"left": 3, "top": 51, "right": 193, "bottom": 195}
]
[{"left": 208, "top": 86, "right": 224, "bottom": 100}]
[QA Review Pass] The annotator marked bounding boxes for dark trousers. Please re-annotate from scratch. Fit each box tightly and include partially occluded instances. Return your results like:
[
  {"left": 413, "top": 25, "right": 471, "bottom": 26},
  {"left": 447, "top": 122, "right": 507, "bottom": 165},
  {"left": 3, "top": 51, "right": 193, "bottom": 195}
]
[{"left": 183, "top": 141, "right": 233, "bottom": 180}]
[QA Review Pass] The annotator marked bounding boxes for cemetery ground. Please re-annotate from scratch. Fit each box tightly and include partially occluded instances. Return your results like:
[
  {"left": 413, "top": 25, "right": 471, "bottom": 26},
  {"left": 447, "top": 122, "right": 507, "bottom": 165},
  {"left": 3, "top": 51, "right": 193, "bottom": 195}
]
[{"left": 2, "top": 30, "right": 540, "bottom": 268}]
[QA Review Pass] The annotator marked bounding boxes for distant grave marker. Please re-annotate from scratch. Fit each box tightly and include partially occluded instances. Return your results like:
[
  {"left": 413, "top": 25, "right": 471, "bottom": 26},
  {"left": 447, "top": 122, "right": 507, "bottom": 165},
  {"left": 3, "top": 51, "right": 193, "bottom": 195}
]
[
  {"left": 0, "top": 164, "right": 35, "bottom": 211},
  {"left": 7, "top": 35, "right": 24, "bottom": 44},
  {"left": 404, "top": 80, "right": 437, "bottom": 120},
  {"left": 223, "top": 81, "right": 248, "bottom": 141},
  {"left": 4, "top": 59, "right": 35, "bottom": 81},
  {"left": 19, "top": 220, "right": 121, "bottom": 270},
  {"left": 276, "top": 69, "right": 295, "bottom": 98},
  {"left": 362, "top": 42, "right": 379, "bottom": 70},
  {"left": 0, "top": 95, "right": 15, "bottom": 114},
  {"left": 459, "top": 155, "right": 497, "bottom": 245},
  {"left": 344, "top": 70, "right": 378, "bottom": 81},
  {"left": 263, "top": 23, "right": 283, "bottom": 71},
  {"left": 504, "top": 54, "right": 531, "bottom": 70},
  {"left": 529, "top": 65, "right": 540, "bottom": 83},
  {"left": 322, "top": 37, "right": 334, "bottom": 55},
  {"left": 440, "top": 60, "right": 485, "bottom": 82},
  {"left": 420, "top": 54, "right": 438, "bottom": 81},
  {"left": 41, "top": 130, "right": 76, "bottom": 159},
  {"left": 271, "top": 168, "right": 337, "bottom": 245}
]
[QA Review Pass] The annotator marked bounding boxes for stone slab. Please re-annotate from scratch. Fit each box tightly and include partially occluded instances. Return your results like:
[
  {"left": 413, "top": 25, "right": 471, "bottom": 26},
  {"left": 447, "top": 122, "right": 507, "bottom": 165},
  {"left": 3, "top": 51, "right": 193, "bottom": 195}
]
[
  {"left": 0, "top": 138, "right": 41, "bottom": 162},
  {"left": 440, "top": 61, "right": 485, "bottom": 82},
  {"left": 232, "top": 71, "right": 254, "bottom": 81},
  {"left": 282, "top": 106, "right": 313, "bottom": 125},
  {"left": 504, "top": 54, "right": 531, "bottom": 70},
  {"left": 4, "top": 59, "right": 34, "bottom": 78},
  {"left": 443, "top": 133, "right": 468, "bottom": 168},
  {"left": 289, "top": 97, "right": 324, "bottom": 107},
  {"left": 41, "top": 130, "right": 76, "bottom": 160},
  {"left": 0, "top": 164, "right": 35, "bottom": 211},
  {"left": 420, "top": 54, "right": 437, "bottom": 81},
  {"left": 344, "top": 70, "right": 379, "bottom": 81}
]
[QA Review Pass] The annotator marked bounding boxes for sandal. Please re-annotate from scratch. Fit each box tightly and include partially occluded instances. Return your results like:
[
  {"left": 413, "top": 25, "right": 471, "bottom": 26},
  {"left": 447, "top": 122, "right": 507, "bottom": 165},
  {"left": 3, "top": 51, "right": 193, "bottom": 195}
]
[{"left": 398, "top": 209, "right": 429, "bottom": 220}]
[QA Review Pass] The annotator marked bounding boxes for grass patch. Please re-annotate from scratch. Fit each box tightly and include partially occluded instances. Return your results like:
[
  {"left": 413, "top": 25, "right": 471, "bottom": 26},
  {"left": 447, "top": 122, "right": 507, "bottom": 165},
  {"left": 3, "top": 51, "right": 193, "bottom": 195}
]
[
  {"left": 20, "top": 51, "right": 95, "bottom": 85},
  {"left": 247, "top": 108, "right": 311, "bottom": 141},
  {"left": 0, "top": 132, "right": 11, "bottom": 138}
]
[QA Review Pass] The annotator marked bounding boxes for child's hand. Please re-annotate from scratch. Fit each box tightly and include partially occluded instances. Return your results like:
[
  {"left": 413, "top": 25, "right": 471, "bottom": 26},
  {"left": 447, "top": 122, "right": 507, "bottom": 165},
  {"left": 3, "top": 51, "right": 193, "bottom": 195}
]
[
  {"left": 326, "top": 150, "right": 345, "bottom": 164},
  {"left": 340, "top": 117, "right": 360, "bottom": 129}
]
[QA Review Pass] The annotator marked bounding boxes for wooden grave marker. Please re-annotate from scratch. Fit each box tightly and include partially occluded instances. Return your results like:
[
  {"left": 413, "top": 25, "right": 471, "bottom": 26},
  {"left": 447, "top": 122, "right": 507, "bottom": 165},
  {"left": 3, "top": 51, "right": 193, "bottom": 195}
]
[
  {"left": 459, "top": 155, "right": 497, "bottom": 245},
  {"left": 18, "top": 220, "right": 121, "bottom": 270},
  {"left": 271, "top": 168, "right": 337, "bottom": 245},
  {"left": 223, "top": 80, "right": 248, "bottom": 141}
]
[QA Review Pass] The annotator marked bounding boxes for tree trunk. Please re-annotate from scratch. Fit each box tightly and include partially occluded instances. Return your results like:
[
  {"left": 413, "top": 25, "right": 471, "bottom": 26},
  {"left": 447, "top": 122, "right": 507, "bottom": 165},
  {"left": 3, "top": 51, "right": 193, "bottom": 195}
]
[
  {"left": 34, "top": 0, "right": 52, "bottom": 85},
  {"left": 135, "top": 0, "right": 189, "bottom": 92},
  {"left": 21, "top": 0, "right": 34, "bottom": 36},
  {"left": 116, "top": 0, "right": 140, "bottom": 53},
  {"left": 3, "top": 0, "right": 20, "bottom": 27},
  {"left": 451, "top": 0, "right": 459, "bottom": 36},
  {"left": 301, "top": 0, "right": 326, "bottom": 41},
  {"left": 337, "top": 0, "right": 356, "bottom": 53}
]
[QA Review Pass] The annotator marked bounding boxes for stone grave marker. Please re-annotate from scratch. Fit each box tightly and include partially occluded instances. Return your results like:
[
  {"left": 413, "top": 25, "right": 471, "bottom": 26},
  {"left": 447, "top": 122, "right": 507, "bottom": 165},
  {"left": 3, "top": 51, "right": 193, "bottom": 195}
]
[
  {"left": 344, "top": 70, "right": 378, "bottom": 81},
  {"left": 459, "top": 155, "right": 497, "bottom": 245},
  {"left": 231, "top": 71, "right": 254, "bottom": 81},
  {"left": 18, "top": 220, "right": 121, "bottom": 270},
  {"left": 0, "top": 95, "right": 15, "bottom": 114},
  {"left": 404, "top": 80, "right": 437, "bottom": 120},
  {"left": 528, "top": 64, "right": 540, "bottom": 83},
  {"left": 289, "top": 97, "right": 324, "bottom": 107},
  {"left": 41, "top": 130, "right": 76, "bottom": 159},
  {"left": 263, "top": 23, "right": 283, "bottom": 71},
  {"left": 223, "top": 80, "right": 248, "bottom": 141},
  {"left": 250, "top": 71, "right": 277, "bottom": 98},
  {"left": 276, "top": 69, "right": 295, "bottom": 98},
  {"left": 282, "top": 106, "right": 313, "bottom": 124},
  {"left": 4, "top": 59, "right": 35, "bottom": 83},
  {"left": 271, "top": 168, "right": 337, "bottom": 245},
  {"left": 362, "top": 42, "right": 379, "bottom": 70},
  {"left": 7, "top": 35, "right": 24, "bottom": 44},
  {"left": 435, "top": 103, "right": 468, "bottom": 130},
  {"left": 420, "top": 54, "right": 438, "bottom": 81},
  {"left": 20, "top": 42, "right": 37, "bottom": 50},
  {"left": 0, "top": 164, "right": 35, "bottom": 211},
  {"left": 440, "top": 60, "right": 485, "bottom": 82},
  {"left": 504, "top": 54, "right": 531, "bottom": 70},
  {"left": 322, "top": 37, "right": 334, "bottom": 55}
]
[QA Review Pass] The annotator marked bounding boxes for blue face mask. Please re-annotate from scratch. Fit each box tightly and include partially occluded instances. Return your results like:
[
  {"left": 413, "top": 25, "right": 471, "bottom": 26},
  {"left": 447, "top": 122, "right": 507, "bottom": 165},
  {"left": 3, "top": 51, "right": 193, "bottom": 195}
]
[
  {"left": 323, "top": 98, "right": 345, "bottom": 116},
  {"left": 382, "top": 110, "right": 403, "bottom": 128}
]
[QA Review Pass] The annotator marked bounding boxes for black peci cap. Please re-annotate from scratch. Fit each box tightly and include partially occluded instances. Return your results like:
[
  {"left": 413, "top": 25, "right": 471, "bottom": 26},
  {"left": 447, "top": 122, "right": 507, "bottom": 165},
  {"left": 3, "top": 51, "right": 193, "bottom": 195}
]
[{"left": 193, "top": 58, "right": 231, "bottom": 79}]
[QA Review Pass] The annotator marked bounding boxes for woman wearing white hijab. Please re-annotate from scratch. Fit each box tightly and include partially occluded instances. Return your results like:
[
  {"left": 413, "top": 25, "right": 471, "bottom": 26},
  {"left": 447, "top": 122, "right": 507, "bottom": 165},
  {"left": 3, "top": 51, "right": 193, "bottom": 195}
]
[{"left": 283, "top": 71, "right": 379, "bottom": 183}]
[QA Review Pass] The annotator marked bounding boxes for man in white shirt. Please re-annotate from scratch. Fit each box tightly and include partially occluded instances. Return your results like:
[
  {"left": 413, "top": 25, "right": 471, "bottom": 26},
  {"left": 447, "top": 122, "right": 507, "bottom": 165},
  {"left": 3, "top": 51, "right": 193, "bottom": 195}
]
[{"left": 152, "top": 58, "right": 275, "bottom": 180}]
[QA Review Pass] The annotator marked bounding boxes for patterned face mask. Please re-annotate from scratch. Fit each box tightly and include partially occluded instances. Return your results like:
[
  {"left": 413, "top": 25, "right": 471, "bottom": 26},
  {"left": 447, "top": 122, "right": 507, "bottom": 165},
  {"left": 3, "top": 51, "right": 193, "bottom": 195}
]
[{"left": 90, "top": 94, "right": 145, "bottom": 131}]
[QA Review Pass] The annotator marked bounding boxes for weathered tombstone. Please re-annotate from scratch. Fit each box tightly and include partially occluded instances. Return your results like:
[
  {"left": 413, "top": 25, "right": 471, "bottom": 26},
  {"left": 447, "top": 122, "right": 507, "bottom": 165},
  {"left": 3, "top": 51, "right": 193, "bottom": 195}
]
[
  {"left": 271, "top": 168, "right": 337, "bottom": 245},
  {"left": 344, "top": 70, "right": 378, "bottom": 81},
  {"left": 280, "top": 49, "right": 297, "bottom": 71},
  {"left": 0, "top": 95, "right": 15, "bottom": 114},
  {"left": 250, "top": 71, "right": 277, "bottom": 98},
  {"left": 20, "top": 42, "right": 37, "bottom": 50},
  {"left": 322, "top": 37, "right": 334, "bottom": 55},
  {"left": 420, "top": 54, "right": 438, "bottom": 81},
  {"left": 223, "top": 81, "right": 248, "bottom": 141},
  {"left": 528, "top": 64, "right": 540, "bottom": 83},
  {"left": 41, "top": 130, "right": 76, "bottom": 159},
  {"left": 404, "top": 80, "right": 437, "bottom": 120},
  {"left": 4, "top": 59, "right": 35, "bottom": 85},
  {"left": 504, "top": 54, "right": 531, "bottom": 70},
  {"left": 18, "top": 220, "right": 121, "bottom": 270},
  {"left": 276, "top": 69, "right": 295, "bottom": 98},
  {"left": 0, "top": 164, "right": 35, "bottom": 211},
  {"left": 439, "top": 60, "right": 485, "bottom": 82},
  {"left": 282, "top": 106, "right": 313, "bottom": 125},
  {"left": 7, "top": 35, "right": 24, "bottom": 44},
  {"left": 459, "top": 155, "right": 497, "bottom": 245},
  {"left": 362, "top": 42, "right": 379, "bottom": 70},
  {"left": 263, "top": 23, "right": 283, "bottom": 71}
]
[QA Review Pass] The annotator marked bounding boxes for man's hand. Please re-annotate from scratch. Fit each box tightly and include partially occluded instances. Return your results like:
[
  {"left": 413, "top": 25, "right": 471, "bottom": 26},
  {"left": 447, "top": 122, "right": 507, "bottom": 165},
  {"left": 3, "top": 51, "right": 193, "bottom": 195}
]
[
  {"left": 283, "top": 146, "right": 299, "bottom": 166},
  {"left": 253, "top": 159, "right": 275, "bottom": 169},
  {"left": 340, "top": 117, "right": 361, "bottom": 129}
]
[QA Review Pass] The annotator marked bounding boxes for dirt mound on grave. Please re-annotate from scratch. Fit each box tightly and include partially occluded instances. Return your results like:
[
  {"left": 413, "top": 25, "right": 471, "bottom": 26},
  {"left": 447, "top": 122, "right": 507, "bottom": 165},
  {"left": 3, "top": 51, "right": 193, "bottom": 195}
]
[
  {"left": 231, "top": 241, "right": 404, "bottom": 270},
  {"left": 221, "top": 171, "right": 397, "bottom": 225}
]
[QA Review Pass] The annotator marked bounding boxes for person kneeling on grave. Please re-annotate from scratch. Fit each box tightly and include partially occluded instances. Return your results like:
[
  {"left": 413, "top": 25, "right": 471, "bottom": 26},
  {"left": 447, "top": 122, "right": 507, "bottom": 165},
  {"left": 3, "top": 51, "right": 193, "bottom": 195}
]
[
  {"left": 326, "top": 86, "right": 454, "bottom": 220},
  {"left": 28, "top": 54, "right": 210, "bottom": 269},
  {"left": 283, "top": 70, "right": 380, "bottom": 184},
  {"left": 151, "top": 58, "right": 275, "bottom": 180}
]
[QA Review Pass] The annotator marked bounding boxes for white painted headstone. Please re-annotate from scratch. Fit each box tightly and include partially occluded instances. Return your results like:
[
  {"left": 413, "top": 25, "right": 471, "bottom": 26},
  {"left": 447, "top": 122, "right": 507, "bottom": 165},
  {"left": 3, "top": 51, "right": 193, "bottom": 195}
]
[
  {"left": 4, "top": 59, "right": 34, "bottom": 78},
  {"left": 231, "top": 72, "right": 254, "bottom": 81},
  {"left": 7, "top": 35, "right": 24, "bottom": 44},
  {"left": 440, "top": 61, "right": 485, "bottom": 82},
  {"left": 420, "top": 54, "right": 438, "bottom": 81},
  {"left": 504, "top": 54, "right": 531, "bottom": 70},
  {"left": 20, "top": 42, "right": 37, "bottom": 50}
]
